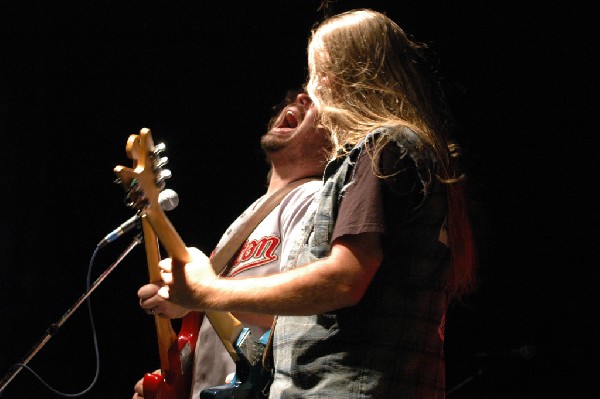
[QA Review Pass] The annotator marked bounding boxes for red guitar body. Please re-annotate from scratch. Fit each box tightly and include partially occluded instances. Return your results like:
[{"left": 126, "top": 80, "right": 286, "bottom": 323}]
[{"left": 143, "top": 311, "right": 203, "bottom": 399}]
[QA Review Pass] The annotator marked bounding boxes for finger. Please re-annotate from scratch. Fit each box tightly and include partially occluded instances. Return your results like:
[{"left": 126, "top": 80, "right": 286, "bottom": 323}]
[
  {"left": 133, "top": 376, "right": 144, "bottom": 396},
  {"left": 140, "top": 294, "right": 164, "bottom": 312},
  {"left": 158, "top": 258, "right": 172, "bottom": 272},
  {"left": 139, "top": 294, "right": 156, "bottom": 310},
  {"left": 188, "top": 247, "right": 211, "bottom": 264},
  {"left": 156, "top": 311, "right": 169, "bottom": 319},
  {"left": 148, "top": 307, "right": 167, "bottom": 318},
  {"left": 161, "top": 270, "right": 173, "bottom": 285},
  {"left": 138, "top": 284, "right": 160, "bottom": 300},
  {"left": 141, "top": 301, "right": 156, "bottom": 312},
  {"left": 157, "top": 285, "right": 170, "bottom": 299}
]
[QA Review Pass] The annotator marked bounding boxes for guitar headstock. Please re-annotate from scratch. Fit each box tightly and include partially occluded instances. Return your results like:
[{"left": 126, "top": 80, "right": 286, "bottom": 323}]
[{"left": 114, "top": 128, "right": 172, "bottom": 214}]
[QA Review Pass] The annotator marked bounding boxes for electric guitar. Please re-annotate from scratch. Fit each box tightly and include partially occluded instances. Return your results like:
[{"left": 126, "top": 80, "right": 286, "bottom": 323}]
[{"left": 114, "top": 128, "right": 270, "bottom": 399}]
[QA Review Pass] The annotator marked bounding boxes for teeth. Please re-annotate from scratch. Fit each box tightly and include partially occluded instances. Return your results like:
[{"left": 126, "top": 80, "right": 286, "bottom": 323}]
[{"left": 285, "top": 110, "right": 298, "bottom": 128}]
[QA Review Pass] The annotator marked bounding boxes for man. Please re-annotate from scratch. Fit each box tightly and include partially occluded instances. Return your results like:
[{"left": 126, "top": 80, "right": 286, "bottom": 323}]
[{"left": 133, "top": 90, "right": 331, "bottom": 398}]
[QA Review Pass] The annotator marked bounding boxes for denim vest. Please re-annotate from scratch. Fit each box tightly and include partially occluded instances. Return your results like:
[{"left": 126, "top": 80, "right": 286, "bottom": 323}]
[{"left": 270, "top": 126, "right": 450, "bottom": 399}]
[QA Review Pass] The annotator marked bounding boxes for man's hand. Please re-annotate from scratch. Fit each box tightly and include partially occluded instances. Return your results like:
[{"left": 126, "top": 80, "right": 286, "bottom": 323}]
[
  {"left": 132, "top": 369, "right": 160, "bottom": 399},
  {"left": 138, "top": 284, "right": 190, "bottom": 319},
  {"left": 157, "top": 247, "right": 217, "bottom": 309}
]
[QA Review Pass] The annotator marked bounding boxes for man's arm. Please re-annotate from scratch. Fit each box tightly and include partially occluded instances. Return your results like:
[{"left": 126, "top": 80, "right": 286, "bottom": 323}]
[{"left": 152, "top": 232, "right": 383, "bottom": 316}]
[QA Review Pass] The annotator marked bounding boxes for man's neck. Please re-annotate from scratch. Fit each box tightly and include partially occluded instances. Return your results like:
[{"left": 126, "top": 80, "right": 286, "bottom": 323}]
[{"left": 266, "top": 163, "right": 324, "bottom": 195}]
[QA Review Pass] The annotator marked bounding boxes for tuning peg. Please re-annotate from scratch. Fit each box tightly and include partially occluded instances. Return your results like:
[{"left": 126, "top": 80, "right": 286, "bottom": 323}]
[
  {"left": 155, "top": 156, "right": 169, "bottom": 169},
  {"left": 156, "top": 169, "right": 172, "bottom": 190},
  {"left": 154, "top": 142, "right": 166, "bottom": 155},
  {"left": 158, "top": 169, "right": 172, "bottom": 181}
]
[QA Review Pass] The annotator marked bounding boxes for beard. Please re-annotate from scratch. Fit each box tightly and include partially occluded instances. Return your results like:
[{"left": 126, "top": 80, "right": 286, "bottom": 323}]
[{"left": 260, "top": 133, "right": 288, "bottom": 153}]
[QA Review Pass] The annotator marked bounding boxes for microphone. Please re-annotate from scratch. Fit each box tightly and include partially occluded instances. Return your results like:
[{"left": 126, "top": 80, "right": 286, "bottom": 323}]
[{"left": 97, "top": 189, "right": 179, "bottom": 248}]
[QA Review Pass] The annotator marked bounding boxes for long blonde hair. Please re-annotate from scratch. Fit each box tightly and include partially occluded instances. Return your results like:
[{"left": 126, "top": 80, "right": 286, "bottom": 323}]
[{"left": 307, "top": 9, "right": 476, "bottom": 298}]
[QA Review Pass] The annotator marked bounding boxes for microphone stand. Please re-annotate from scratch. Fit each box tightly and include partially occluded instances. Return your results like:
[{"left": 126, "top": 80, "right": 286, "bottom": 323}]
[
  {"left": 446, "top": 364, "right": 485, "bottom": 396},
  {"left": 0, "top": 234, "right": 143, "bottom": 396}
]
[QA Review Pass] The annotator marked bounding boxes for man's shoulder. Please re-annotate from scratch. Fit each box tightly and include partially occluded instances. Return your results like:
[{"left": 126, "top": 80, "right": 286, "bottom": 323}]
[{"left": 282, "top": 179, "right": 322, "bottom": 205}]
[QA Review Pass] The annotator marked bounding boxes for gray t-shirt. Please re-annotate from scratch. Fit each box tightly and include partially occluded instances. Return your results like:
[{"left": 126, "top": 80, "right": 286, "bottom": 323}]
[{"left": 191, "top": 181, "right": 321, "bottom": 397}]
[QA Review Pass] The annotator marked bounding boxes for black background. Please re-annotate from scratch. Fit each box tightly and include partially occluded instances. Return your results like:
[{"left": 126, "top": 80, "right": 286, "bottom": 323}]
[{"left": 1, "top": 1, "right": 597, "bottom": 398}]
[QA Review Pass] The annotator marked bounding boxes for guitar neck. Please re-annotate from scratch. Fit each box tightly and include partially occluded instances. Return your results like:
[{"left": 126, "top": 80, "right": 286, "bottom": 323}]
[
  {"left": 141, "top": 217, "right": 178, "bottom": 371},
  {"left": 146, "top": 205, "right": 190, "bottom": 263}
]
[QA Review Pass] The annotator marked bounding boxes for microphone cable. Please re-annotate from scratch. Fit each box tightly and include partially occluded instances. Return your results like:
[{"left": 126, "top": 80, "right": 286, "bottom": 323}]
[
  {"left": 8, "top": 246, "right": 102, "bottom": 397},
  {"left": 3, "top": 234, "right": 143, "bottom": 397}
]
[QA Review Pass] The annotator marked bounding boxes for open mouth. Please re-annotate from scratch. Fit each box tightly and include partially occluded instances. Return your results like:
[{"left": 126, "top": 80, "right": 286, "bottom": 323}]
[{"left": 276, "top": 107, "right": 300, "bottom": 129}]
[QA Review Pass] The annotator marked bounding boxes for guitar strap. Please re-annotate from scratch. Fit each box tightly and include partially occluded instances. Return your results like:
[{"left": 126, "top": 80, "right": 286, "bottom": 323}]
[
  {"left": 262, "top": 317, "right": 277, "bottom": 373},
  {"left": 210, "top": 176, "right": 319, "bottom": 276}
]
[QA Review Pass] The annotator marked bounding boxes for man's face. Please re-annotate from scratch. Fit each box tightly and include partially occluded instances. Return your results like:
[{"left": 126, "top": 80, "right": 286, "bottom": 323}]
[{"left": 260, "top": 93, "right": 329, "bottom": 159}]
